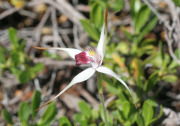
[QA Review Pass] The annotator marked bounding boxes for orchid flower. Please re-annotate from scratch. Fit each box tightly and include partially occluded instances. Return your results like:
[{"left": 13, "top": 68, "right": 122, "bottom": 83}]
[{"left": 34, "top": 8, "right": 134, "bottom": 111}]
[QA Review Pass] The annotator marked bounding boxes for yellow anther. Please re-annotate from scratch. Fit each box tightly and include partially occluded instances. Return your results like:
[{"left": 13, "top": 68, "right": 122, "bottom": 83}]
[{"left": 89, "top": 51, "right": 96, "bottom": 56}]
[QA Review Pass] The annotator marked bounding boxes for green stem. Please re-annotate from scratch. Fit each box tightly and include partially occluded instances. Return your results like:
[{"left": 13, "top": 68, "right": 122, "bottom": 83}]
[{"left": 97, "top": 72, "right": 108, "bottom": 126}]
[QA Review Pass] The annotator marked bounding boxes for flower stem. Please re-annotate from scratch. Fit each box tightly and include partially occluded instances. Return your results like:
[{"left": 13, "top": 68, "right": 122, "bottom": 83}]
[{"left": 97, "top": 72, "right": 108, "bottom": 126}]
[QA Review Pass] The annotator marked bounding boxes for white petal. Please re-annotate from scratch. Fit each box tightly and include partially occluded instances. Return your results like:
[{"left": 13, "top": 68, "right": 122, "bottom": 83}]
[
  {"left": 53, "top": 67, "right": 95, "bottom": 98},
  {"left": 35, "top": 67, "right": 95, "bottom": 111},
  {"left": 49, "top": 48, "right": 82, "bottom": 59},
  {"left": 34, "top": 46, "right": 82, "bottom": 59},
  {"left": 96, "top": 24, "right": 105, "bottom": 58},
  {"left": 96, "top": 66, "right": 134, "bottom": 101}
]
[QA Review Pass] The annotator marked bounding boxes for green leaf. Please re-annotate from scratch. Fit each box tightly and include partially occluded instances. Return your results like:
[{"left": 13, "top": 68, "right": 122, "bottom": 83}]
[
  {"left": 121, "top": 26, "right": 133, "bottom": 40},
  {"left": 136, "top": 16, "right": 158, "bottom": 42},
  {"left": 168, "top": 49, "right": 179, "bottom": 69},
  {"left": 59, "top": 116, "right": 71, "bottom": 126},
  {"left": 124, "top": 122, "right": 131, "bottom": 126},
  {"left": 141, "top": 38, "right": 156, "bottom": 47},
  {"left": 117, "top": 109, "right": 126, "bottom": 123},
  {"left": 80, "top": 19, "right": 100, "bottom": 41},
  {"left": 122, "top": 101, "right": 131, "bottom": 119},
  {"left": 144, "top": 72, "right": 158, "bottom": 92},
  {"left": 136, "top": 112, "right": 145, "bottom": 126},
  {"left": 136, "top": 76, "right": 143, "bottom": 91},
  {"left": 73, "top": 113, "right": 87, "bottom": 126},
  {"left": 91, "top": 109, "right": 99, "bottom": 121},
  {"left": 121, "top": 101, "right": 136, "bottom": 124},
  {"left": 31, "top": 90, "right": 41, "bottom": 119},
  {"left": 90, "top": 2, "right": 104, "bottom": 29},
  {"left": 99, "top": 122, "right": 104, "bottom": 126},
  {"left": 162, "top": 75, "right": 178, "bottom": 83},
  {"left": 106, "top": 84, "right": 120, "bottom": 95},
  {"left": 32, "top": 63, "right": 44, "bottom": 73},
  {"left": 116, "top": 42, "right": 129, "bottom": 55},
  {"left": 38, "top": 102, "right": 57, "bottom": 126},
  {"left": 130, "top": 0, "right": 141, "bottom": 18},
  {"left": 117, "top": 92, "right": 128, "bottom": 104},
  {"left": 144, "top": 53, "right": 162, "bottom": 67},
  {"left": 173, "top": 0, "right": 180, "bottom": 7},
  {"left": 8, "top": 27, "right": 18, "bottom": 47},
  {"left": 18, "top": 102, "right": 31, "bottom": 123},
  {"left": 89, "top": 123, "right": 97, "bottom": 126},
  {"left": 149, "top": 105, "right": 163, "bottom": 125},
  {"left": 0, "top": 48, "right": 6, "bottom": 64},
  {"left": 10, "top": 51, "right": 25, "bottom": 66},
  {"left": 19, "top": 70, "right": 31, "bottom": 83},
  {"left": 10, "top": 52, "right": 20, "bottom": 66},
  {"left": 168, "top": 59, "right": 179, "bottom": 70},
  {"left": 111, "top": 110, "right": 120, "bottom": 120},
  {"left": 10, "top": 68, "right": 21, "bottom": 78},
  {"left": 2, "top": 109, "right": 13, "bottom": 125},
  {"left": 142, "top": 100, "right": 154, "bottom": 126},
  {"left": 17, "top": 39, "right": 25, "bottom": 51},
  {"left": 134, "top": 4, "right": 150, "bottom": 34},
  {"left": 109, "top": 0, "right": 124, "bottom": 11},
  {"left": 137, "top": 45, "right": 155, "bottom": 57},
  {"left": 78, "top": 101, "right": 91, "bottom": 118},
  {"left": 146, "top": 99, "right": 157, "bottom": 107}
]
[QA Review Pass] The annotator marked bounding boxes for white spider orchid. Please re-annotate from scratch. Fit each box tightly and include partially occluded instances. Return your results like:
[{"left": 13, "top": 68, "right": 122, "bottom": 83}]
[{"left": 34, "top": 9, "right": 134, "bottom": 111}]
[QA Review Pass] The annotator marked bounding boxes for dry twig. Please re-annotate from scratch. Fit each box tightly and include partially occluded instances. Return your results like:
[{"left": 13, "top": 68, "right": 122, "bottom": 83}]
[
  {"left": 143, "top": 0, "right": 180, "bottom": 65},
  {"left": 50, "top": 7, "right": 66, "bottom": 47}
]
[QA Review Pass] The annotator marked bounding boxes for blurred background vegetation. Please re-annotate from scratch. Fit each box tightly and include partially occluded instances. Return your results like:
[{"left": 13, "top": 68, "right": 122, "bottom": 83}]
[{"left": 0, "top": 0, "right": 180, "bottom": 125}]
